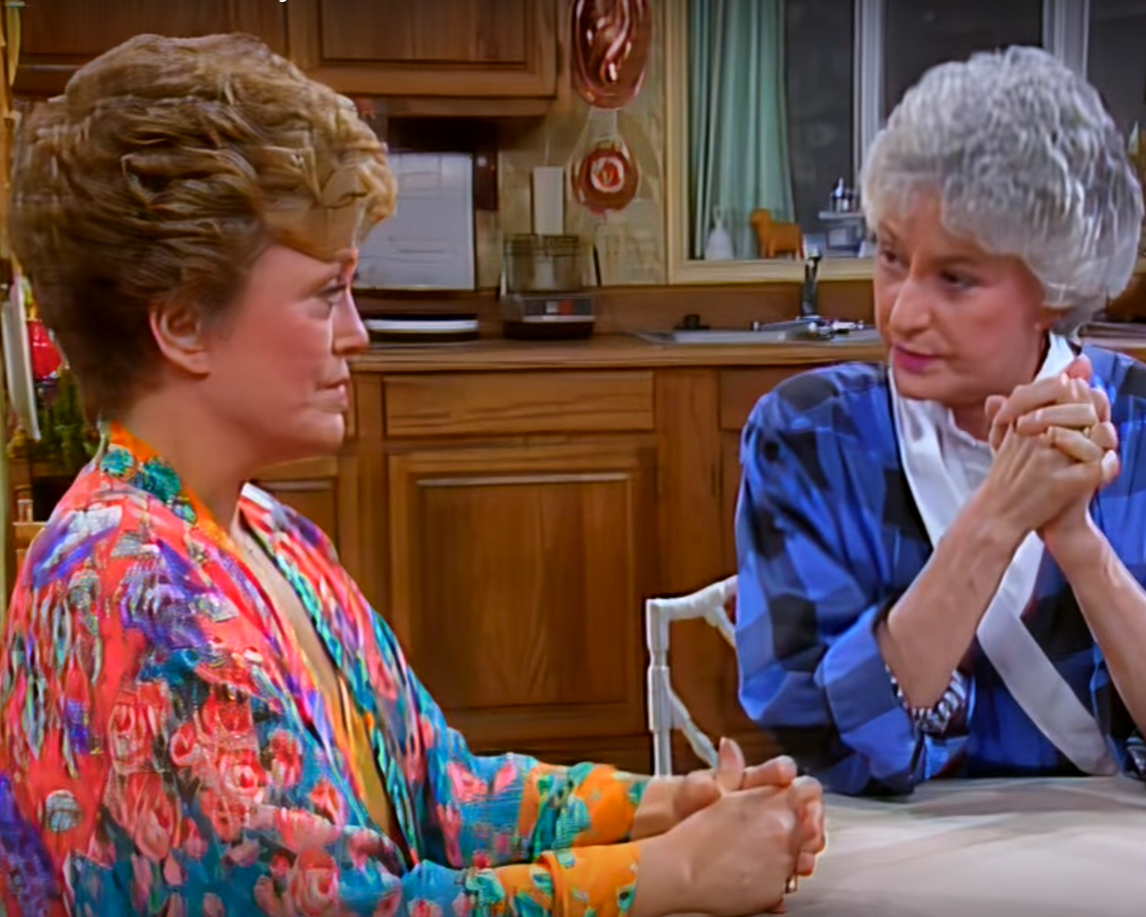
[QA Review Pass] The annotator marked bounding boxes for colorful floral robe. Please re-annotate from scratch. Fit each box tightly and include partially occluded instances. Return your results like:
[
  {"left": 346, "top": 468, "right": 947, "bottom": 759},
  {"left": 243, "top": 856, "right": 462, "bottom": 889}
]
[{"left": 0, "top": 427, "right": 647, "bottom": 916}]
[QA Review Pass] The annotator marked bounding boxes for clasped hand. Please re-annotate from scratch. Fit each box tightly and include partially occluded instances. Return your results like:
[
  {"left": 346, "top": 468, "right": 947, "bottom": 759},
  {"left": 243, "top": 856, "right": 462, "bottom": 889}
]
[
  {"left": 633, "top": 738, "right": 825, "bottom": 916},
  {"left": 981, "top": 354, "right": 1119, "bottom": 552}
]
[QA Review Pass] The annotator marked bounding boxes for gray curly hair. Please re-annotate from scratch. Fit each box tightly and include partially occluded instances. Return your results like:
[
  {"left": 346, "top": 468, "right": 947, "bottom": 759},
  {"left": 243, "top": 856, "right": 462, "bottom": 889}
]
[{"left": 861, "top": 45, "right": 1143, "bottom": 333}]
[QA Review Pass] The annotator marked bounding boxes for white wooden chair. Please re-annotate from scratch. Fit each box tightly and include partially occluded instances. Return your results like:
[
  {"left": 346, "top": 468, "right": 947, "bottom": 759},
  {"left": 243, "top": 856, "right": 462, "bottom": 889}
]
[{"left": 645, "top": 575, "right": 737, "bottom": 776}]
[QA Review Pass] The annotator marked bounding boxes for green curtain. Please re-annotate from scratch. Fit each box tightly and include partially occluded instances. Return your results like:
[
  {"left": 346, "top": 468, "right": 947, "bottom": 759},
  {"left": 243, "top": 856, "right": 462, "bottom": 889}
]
[{"left": 688, "top": 0, "right": 795, "bottom": 259}]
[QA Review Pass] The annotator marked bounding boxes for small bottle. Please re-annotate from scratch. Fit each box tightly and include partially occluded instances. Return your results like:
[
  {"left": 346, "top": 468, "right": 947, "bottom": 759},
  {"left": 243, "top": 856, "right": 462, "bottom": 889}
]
[{"left": 829, "top": 179, "right": 847, "bottom": 212}]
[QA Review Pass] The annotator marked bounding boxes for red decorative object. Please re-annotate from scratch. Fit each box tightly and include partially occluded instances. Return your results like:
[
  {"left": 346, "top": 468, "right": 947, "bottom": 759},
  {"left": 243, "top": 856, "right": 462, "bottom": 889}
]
[
  {"left": 27, "top": 319, "right": 61, "bottom": 381},
  {"left": 570, "top": 0, "right": 653, "bottom": 110},
  {"left": 573, "top": 138, "right": 640, "bottom": 212}
]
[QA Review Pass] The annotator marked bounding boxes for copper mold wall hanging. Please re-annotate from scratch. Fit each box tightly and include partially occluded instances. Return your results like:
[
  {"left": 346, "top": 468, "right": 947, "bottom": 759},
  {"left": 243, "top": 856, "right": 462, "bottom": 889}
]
[
  {"left": 568, "top": 0, "right": 653, "bottom": 216},
  {"left": 570, "top": 0, "right": 653, "bottom": 110}
]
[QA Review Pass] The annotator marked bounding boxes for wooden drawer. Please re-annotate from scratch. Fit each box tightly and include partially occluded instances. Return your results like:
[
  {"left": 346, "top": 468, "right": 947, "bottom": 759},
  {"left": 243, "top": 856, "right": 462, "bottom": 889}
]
[
  {"left": 719, "top": 369, "right": 806, "bottom": 431},
  {"left": 384, "top": 372, "right": 656, "bottom": 437},
  {"left": 254, "top": 455, "right": 339, "bottom": 482}
]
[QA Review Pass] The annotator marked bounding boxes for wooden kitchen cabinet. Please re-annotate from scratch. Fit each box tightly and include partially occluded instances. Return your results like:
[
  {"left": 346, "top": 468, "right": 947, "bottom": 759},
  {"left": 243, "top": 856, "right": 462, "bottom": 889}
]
[
  {"left": 17, "top": 0, "right": 288, "bottom": 95},
  {"left": 284, "top": 0, "right": 558, "bottom": 111},
  {"left": 17, "top": 0, "right": 557, "bottom": 114},
  {"left": 252, "top": 454, "right": 361, "bottom": 570},
  {"left": 386, "top": 437, "right": 658, "bottom": 770},
  {"left": 335, "top": 358, "right": 832, "bottom": 774},
  {"left": 373, "top": 369, "right": 657, "bottom": 770}
]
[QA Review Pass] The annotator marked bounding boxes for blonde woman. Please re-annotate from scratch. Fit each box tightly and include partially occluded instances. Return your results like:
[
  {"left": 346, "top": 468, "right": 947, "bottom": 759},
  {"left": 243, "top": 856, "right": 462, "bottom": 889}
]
[{"left": 0, "top": 33, "right": 822, "bottom": 917}]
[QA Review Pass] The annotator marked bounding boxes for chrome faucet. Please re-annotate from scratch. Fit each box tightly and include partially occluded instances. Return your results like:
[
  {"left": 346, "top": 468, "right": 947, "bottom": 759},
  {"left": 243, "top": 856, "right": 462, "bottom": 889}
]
[
  {"left": 800, "top": 253, "right": 821, "bottom": 320},
  {"left": 748, "top": 253, "right": 867, "bottom": 341}
]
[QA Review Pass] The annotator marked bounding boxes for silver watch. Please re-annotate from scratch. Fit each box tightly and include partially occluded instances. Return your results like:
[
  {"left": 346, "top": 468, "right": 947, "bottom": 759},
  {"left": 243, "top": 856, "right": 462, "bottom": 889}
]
[{"left": 886, "top": 666, "right": 969, "bottom": 735}]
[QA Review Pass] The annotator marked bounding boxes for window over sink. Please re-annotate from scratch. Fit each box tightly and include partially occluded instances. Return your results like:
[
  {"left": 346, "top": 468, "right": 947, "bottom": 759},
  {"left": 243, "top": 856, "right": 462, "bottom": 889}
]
[{"left": 665, "top": 0, "right": 1126, "bottom": 284}]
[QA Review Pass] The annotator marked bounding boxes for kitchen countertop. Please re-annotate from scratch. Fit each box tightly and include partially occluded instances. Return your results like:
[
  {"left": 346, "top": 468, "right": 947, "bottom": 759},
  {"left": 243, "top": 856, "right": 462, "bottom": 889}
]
[{"left": 351, "top": 332, "right": 1146, "bottom": 373}]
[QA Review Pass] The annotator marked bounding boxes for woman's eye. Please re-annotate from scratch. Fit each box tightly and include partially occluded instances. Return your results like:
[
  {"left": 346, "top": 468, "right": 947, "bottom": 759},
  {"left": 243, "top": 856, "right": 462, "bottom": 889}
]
[
  {"left": 877, "top": 248, "right": 901, "bottom": 268},
  {"left": 940, "top": 272, "right": 975, "bottom": 291}
]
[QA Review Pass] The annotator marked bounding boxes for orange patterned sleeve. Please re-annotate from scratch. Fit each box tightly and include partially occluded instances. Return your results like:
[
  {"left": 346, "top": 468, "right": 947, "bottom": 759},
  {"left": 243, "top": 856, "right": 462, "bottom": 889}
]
[
  {"left": 489, "top": 845, "right": 641, "bottom": 917},
  {"left": 517, "top": 763, "right": 649, "bottom": 848}
]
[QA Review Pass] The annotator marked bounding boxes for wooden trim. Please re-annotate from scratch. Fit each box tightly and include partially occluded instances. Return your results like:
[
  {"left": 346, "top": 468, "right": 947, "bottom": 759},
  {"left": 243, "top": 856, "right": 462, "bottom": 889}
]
[
  {"left": 655, "top": 370, "right": 725, "bottom": 593},
  {"left": 663, "top": 0, "right": 692, "bottom": 286}
]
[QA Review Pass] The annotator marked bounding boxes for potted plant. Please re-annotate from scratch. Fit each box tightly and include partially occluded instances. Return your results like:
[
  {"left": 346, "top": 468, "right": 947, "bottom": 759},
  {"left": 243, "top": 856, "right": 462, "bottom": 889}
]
[{"left": 6, "top": 314, "right": 99, "bottom": 518}]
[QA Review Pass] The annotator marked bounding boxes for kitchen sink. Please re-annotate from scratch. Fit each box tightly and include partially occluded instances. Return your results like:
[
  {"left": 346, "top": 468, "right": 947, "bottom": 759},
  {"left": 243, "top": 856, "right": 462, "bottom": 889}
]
[{"left": 634, "top": 324, "right": 883, "bottom": 346}]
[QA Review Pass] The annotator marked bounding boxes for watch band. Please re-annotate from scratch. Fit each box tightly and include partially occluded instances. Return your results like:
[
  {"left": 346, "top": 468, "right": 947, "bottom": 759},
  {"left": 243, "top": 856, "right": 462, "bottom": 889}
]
[{"left": 886, "top": 666, "right": 969, "bottom": 735}]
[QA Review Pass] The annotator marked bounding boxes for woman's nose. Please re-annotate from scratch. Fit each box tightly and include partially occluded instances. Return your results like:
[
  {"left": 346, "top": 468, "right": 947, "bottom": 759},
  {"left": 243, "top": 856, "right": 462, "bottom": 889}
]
[
  {"left": 334, "top": 296, "right": 370, "bottom": 355},
  {"left": 886, "top": 276, "right": 931, "bottom": 333}
]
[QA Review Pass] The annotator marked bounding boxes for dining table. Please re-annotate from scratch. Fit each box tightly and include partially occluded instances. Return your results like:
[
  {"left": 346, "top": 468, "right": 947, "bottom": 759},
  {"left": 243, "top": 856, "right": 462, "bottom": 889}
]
[{"left": 785, "top": 776, "right": 1146, "bottom": 916}]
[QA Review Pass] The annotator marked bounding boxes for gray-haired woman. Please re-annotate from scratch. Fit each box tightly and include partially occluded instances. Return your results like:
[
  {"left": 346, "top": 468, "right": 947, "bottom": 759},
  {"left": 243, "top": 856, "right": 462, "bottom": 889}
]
[{"left": 734, "top": 46, "right": 1146, "bottom": 795}]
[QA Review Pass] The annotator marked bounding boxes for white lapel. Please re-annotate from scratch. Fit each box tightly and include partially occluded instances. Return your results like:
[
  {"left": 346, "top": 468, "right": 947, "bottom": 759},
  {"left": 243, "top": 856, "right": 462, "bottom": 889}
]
[{"left": 890, "top": 336, "right": 1114, "bottom": 775}]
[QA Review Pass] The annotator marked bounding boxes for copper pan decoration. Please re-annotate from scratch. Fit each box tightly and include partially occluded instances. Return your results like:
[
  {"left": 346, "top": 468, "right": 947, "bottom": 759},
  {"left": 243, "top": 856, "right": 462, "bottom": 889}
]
[
  {"left": 573, "top": 136, "right": 639, "bottom": 213},
  {"left": 570, "top": 0, "right": 653, "bottom": 110}
]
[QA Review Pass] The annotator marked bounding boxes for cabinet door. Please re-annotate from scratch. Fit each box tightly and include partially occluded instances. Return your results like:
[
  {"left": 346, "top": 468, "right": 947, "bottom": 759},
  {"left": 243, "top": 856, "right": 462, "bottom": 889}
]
[
  {"left": 252, "top": 456, "right": 345, "bottom": 553},
  {"left": 718, "top": 368, "right": 809, "bottom": 567},
  {"left": 650, "top": 368, "right": 811, "bottom": 773},
  {"left": 18, "top": 0, "right": 288, "bottom": 96},
  {"left": 386, "top": 438, "right": 656, "bottom": 771},
  {"left": 286, "top": 0, "right": 558, "bottom": 101}
]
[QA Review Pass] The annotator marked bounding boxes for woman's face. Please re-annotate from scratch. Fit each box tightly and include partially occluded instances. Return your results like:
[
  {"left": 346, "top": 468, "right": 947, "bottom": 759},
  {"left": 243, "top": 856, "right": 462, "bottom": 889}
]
[
  {"left": 198, "top": 244, "right": 368, "bottom": 465},
  {"left": 874, "top": 194, "right": 1057, "bottom": 434}
]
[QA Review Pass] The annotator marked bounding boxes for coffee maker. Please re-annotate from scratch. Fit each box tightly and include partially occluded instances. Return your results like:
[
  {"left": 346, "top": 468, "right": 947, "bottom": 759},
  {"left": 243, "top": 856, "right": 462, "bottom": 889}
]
[{"left": 498, "top": 233, "right": 600, "bottom": 340}]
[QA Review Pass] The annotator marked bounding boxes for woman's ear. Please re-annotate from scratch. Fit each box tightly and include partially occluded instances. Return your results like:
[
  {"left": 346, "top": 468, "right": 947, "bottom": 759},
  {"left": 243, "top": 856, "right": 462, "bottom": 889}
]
[
  {"left": 149, "top": 300, "right": 213, "bottom": 377},
  {"left": 1035, "top": 304, "right": 1062, "bottom": 332}
]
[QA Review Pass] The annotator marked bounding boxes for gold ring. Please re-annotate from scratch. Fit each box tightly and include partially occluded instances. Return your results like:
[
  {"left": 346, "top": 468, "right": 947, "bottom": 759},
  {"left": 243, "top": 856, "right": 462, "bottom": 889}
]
[{"left": 785, "top": 874, "right": 799, "bottom": 894}]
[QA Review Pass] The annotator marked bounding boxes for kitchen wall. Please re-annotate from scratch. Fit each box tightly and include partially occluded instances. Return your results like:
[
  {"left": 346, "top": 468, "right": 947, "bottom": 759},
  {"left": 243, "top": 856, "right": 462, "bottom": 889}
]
[
  {"left": 361, "top": 4, "right": 877, "bottom": 328},
  {"left": 371, "top": 3, "right": 673, "bottom": 293},
  {"left": 494, "top": 3, "right": 667, "bottom": 287}
]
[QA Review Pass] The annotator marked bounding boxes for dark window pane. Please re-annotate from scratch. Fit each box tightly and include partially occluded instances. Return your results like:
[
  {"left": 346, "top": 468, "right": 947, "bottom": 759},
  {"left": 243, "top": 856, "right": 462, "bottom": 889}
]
[
  {"left": 1087, "top": 0, "right": 1146, "bottom": 135},
  {"left": 882, "top": 0, "right": 1043, "bottom": 113},
  {"left": 785, "top": 0, "right": 855, "bottom": 233}
]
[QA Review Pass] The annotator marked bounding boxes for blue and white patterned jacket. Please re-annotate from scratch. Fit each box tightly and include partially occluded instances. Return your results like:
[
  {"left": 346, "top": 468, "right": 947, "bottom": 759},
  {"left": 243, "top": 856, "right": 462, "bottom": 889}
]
[{"left": 735, "top": 344, "right": 1146, "bottom": 796}]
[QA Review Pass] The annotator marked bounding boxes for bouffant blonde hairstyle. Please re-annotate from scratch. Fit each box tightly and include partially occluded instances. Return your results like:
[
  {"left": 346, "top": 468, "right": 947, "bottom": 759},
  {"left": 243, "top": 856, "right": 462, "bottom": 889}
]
[{"left": 11, "top": 32, "right": 396, "bottom": 416}]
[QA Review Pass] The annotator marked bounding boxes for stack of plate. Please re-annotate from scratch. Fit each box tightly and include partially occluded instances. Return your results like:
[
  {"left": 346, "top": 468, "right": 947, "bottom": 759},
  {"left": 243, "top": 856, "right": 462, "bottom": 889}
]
[{"left": 363, "top": 313, "right": 480, "bottom": 345}]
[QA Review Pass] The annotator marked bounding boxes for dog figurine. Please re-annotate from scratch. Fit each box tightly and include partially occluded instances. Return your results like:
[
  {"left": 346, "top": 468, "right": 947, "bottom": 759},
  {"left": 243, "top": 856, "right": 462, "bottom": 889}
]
[{"left": 750, "top": 208, "right": 803, "bottom": 259}]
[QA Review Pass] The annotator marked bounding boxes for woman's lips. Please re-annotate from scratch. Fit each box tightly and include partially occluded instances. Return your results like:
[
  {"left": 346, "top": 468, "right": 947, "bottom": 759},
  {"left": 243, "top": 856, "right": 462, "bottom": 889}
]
[
  {"left": 891, "top": 346, "right": 937, "bottom": 374},
  {"left": 323, "top": 381, "right": 350, "bottom": 410}
]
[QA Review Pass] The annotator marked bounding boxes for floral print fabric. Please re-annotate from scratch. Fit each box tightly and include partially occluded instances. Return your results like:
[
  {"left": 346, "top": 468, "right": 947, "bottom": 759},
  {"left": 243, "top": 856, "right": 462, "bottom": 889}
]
[{"left": 0, "top": 426, "right": 647, "bottom": 916}]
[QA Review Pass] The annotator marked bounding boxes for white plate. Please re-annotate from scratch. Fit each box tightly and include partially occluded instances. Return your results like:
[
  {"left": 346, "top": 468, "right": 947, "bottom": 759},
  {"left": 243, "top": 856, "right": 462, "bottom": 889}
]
[
  {"left": 364, "top": 317, "right": 479, "bottom": 334},
  {"left": 2, "top": 274, "right": 39, "bottom": 441}
]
